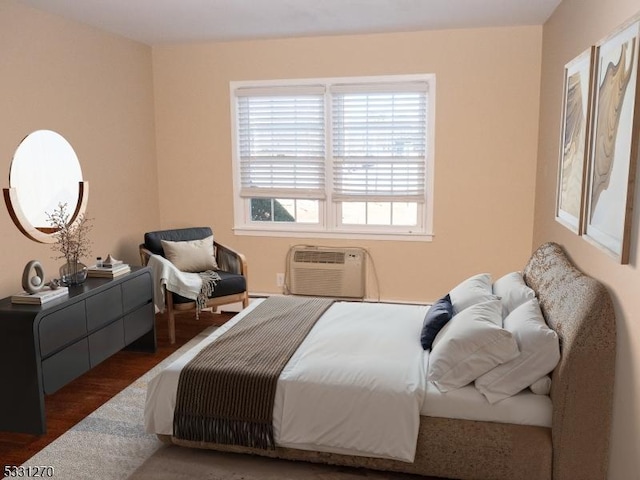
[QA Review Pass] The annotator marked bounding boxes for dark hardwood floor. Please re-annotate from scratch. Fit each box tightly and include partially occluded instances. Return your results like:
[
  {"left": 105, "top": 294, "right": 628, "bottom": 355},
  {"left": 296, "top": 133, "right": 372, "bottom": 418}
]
[{"left": 0, "top": 309, "right": 233, "bottom": 468}]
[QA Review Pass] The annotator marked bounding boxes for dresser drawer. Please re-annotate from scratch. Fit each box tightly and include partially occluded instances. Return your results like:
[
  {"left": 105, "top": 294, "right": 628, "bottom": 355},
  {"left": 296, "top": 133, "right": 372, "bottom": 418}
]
[
  {"left": 86, "top": 285, "right": 122, "bottom": 331},
  {"left": 89, "top": 319, "right": 125, "bottom": 367},
  {"left": 122, "top": 272, "right": 152, "bottom": 312},
  {"left": 39, "top": 301, "right": 87, "bottom": 358},
  {"left": 124, "top": 302, "right": 154, "bottom": 345},
  {"left": 41, "top": 338, "right": 90, "bottom": 394}
]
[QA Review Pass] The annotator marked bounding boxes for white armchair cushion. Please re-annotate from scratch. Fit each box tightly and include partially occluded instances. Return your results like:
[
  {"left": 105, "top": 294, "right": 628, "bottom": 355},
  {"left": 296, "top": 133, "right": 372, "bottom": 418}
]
[{"left": 427, "top": 299, "right": 520, "bottom": 393}]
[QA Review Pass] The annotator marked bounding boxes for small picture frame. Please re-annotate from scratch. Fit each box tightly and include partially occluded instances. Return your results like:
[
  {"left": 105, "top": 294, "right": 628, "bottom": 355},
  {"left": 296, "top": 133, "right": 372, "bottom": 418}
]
[
  {"left": 556, "top": 47, "right": 595, "bottom": 233},
  {"left": 583, "top": 17, "right": 640, "bottom": 264}
]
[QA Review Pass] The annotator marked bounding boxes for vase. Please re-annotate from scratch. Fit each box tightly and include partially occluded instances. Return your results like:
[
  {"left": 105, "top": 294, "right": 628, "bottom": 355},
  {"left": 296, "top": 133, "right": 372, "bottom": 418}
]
[{"left": 59, "top": 260, "right": 88, "bottom": 286}]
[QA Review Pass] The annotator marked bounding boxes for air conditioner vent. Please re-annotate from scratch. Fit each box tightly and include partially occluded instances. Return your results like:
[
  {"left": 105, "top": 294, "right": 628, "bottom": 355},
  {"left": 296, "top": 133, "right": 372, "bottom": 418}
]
[
  {"left": 288, "top": 246, "right": 365, "bottom": 299},
  {"left": 293, "top": 250, "right": 345, "bottom": 265}
]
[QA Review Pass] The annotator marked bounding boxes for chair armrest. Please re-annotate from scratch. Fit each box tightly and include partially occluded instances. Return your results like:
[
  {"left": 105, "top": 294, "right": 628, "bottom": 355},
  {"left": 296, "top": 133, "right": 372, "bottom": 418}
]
[
  {"left": 214, "top": 240, "right": 248, "bottom": 277},
  {"left": 139, "top": 244, "right": 153, "bottom": 266}
]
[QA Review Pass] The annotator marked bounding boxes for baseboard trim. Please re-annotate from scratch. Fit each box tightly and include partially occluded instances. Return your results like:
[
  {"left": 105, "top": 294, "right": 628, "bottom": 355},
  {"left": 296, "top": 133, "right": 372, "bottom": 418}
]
[{"left": 217, "top": 293, "right": 429, "bottom": 312}]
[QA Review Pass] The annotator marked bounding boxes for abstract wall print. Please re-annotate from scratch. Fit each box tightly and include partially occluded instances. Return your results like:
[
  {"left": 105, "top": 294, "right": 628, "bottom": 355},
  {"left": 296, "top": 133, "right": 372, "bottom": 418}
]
[
  {"left": 556, "top": 48, "right": 595, "bottom": 233},
  {"left": 584, "top": 18, "right": 640, "bottom": 264}
]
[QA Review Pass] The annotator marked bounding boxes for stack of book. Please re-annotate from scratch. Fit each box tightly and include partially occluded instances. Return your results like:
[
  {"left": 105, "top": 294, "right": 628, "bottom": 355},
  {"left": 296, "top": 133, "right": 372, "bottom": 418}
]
[
  {"left": 87, "top": 263, "right": 131, "bottom": 279},
  {"left": 11, "top": 286, "right": 69, "bottom": 305}
]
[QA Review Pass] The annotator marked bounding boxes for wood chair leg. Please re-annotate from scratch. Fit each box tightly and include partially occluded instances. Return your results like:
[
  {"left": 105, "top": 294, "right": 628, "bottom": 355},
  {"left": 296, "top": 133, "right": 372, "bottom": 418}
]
[
  {"left": 242, "top": 292, "right": 249, "bottom": 309},
  {"left": 166, "top": 288, "right": 176, "bottom": 344},
  {"left": 168, "top": 309, "right": 176, "bottom": 345}
]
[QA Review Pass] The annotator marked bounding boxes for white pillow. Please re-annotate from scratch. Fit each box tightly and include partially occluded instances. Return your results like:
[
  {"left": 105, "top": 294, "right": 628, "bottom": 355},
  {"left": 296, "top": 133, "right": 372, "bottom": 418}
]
[
  {"left": 449, "top": 273, "right": 496, "bottom": 314},
  {"left": 530, "top": 376, "right": 552, "bottom": 395},
  {"left": 475, "top": 298, "right": 560, "bottom": 404},
  {"left": 161, "top": 235, "right": 219, "bottom": 273},
  {"left": 427, "top": 299, "right": 520, "bottom": 393},
  {"left": 492, "top": 272, "right": 536, "bottom": 318}
]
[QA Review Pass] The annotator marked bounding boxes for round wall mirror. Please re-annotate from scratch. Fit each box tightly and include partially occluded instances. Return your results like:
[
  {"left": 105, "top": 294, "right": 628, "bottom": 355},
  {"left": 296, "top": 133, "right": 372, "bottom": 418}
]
[{"left": 3, "top": 130, "right": 89, "bottom": 243}]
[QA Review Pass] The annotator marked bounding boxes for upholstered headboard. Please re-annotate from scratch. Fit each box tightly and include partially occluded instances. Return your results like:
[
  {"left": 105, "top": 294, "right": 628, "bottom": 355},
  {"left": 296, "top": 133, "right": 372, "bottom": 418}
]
[{"left": 523, "top": 242, "right": 615, "bottom": 480}]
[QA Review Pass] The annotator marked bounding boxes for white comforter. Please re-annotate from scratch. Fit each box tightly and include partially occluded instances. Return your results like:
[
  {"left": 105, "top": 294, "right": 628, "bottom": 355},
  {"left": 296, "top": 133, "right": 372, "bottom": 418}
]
[{"left": 144, "top": 299, "right": 428, "bottom": 462}]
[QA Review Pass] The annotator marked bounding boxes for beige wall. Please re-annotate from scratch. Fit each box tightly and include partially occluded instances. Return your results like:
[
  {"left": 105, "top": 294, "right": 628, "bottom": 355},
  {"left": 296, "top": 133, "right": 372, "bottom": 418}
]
[
  {"left": 534, "top": 1, "right": 640, "bottom": 478},
  {"left": 152, "top": 26, "right": 542, "bottom": 301},
  {"left": 0, "top": 1, "right": 160, "bottom": 298},
  {"left": 5, "top": 1, "right": 635, "bottom": 477}
]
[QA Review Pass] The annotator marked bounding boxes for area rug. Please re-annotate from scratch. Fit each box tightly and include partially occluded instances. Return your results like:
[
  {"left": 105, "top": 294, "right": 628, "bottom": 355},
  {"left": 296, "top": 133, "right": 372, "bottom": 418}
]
[
  {"left": 20, "top": 326, "right": 427, "bottom": 480},
  {"left": 128, "top": 445, "right": 418, "bottom": 480},
  {"left": 19, "top": 326, "right": 220, "bottom": 479}
]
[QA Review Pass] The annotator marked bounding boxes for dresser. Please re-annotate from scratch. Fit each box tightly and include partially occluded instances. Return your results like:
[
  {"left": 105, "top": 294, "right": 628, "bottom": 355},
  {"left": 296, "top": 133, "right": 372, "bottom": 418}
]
[{"left": 0, "top": 266, "right": 155, "bottom": 434}]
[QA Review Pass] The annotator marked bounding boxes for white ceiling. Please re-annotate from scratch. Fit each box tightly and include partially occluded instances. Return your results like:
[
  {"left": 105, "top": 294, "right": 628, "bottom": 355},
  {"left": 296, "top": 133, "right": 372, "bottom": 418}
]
[{"left": 15, "top": 0, "right": 562, "bottom": 46}]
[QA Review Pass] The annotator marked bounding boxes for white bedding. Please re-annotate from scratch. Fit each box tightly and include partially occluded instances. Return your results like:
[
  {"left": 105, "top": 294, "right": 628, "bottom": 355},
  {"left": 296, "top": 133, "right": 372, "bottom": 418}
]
[
  {"left": 275, "top": 301, "right": 427, "bottom": 461},
  {"left": 144, "top": 298, "right": 553, "bottom": 463},
  {"left": 417, "top": 346, "right": 552, "bottom": 427},
  {"left": 145, "top": 299, "right": 428, "bottom": 462},
  {"left": 422, "top": 381, "right": 552, "bottom": 427}
]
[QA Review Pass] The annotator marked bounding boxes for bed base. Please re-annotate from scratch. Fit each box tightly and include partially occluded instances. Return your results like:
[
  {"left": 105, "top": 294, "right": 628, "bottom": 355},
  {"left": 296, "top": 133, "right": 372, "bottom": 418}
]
[{"left": 163, "top": 415, "right": 552, "bottom": 480}]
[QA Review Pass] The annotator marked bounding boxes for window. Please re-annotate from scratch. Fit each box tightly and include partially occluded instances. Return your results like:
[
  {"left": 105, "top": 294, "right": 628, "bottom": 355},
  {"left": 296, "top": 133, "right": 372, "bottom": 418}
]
[{"left": 231, "top": 75, "right": 435, "bottom": 240}]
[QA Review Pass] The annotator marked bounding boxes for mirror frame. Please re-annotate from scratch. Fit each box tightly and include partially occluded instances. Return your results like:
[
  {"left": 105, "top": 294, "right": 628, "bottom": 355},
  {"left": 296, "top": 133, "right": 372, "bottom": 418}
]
[
  {"left": 3, "top": 130, "right": 89, "bottom": 244},
  {"left": 4, "top": 181, "right": 89, "bottom": 244}
]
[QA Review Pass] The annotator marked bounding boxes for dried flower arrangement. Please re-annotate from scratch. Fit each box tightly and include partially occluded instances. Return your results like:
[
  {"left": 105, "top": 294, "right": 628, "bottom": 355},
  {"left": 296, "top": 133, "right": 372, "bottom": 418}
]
[{"left": 46, "top": 203, "right": 93, "bottom": 284}]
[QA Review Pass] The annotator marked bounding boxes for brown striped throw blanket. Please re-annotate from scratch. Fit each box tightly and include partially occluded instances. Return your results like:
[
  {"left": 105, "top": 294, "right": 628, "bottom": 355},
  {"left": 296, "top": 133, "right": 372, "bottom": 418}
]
[{"left": 173, "top": 296, "right": 334, "bottom": 448}]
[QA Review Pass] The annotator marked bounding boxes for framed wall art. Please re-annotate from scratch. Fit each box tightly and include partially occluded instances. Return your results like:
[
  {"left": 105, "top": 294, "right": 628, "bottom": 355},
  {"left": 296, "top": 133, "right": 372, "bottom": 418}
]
[
  {"left": 584, "top": 17, "right": 640, "bottom": 264},
  {"left": 556, "top": 47, "right": 595, "bottom": 233}
]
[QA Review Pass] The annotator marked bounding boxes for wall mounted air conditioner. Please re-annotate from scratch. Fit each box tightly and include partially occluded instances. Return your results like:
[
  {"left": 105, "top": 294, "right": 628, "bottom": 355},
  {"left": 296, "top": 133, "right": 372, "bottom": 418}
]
[{"left": 288, "top": 246, "right": 366, "bottom": 299}]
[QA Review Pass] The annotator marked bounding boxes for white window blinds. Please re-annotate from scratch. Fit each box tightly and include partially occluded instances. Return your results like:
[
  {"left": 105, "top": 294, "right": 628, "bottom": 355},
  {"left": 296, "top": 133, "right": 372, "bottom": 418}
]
[
  {"left": 236, "top": 86, "right": 326, "bottom": 199},
  {"left": 331, "top": 82, "right": 428, "bottom": 202}
]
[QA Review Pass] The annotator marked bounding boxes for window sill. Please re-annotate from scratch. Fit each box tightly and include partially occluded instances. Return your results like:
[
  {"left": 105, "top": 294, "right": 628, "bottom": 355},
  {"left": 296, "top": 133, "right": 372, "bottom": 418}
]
[{"left": 233, "top": 226, "right": 434, "bottom": 242}]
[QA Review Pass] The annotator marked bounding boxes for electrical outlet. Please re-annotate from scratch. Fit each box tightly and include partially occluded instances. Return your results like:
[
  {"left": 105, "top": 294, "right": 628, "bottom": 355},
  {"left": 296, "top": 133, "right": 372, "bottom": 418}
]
[{"left": 276, "top": 273, "right": 285, "bottom": 287}]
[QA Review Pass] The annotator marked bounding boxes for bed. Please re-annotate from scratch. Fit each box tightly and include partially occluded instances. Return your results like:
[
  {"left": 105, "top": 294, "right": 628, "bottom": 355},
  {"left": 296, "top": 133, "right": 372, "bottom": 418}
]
[{"left": 144, "top": 242, "right": 615, "bottom": 480}]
